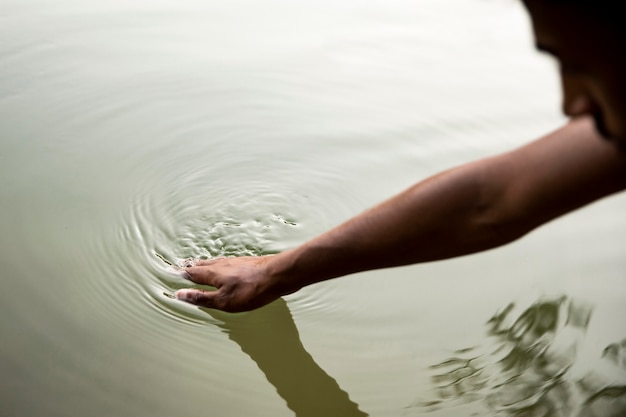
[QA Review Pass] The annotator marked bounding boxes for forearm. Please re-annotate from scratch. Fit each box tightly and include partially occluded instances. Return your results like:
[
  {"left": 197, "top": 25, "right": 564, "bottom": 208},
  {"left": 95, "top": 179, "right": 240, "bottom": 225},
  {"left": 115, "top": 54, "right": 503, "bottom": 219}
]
[
  {"left": 269, "top": 117, "right": 626, "bottom": 294},
  {"left": 176, "top": 158, "right": 515, "bottom": 310},
  {"left": 269, "top": 159, "right": 516, "bottom": 292}
]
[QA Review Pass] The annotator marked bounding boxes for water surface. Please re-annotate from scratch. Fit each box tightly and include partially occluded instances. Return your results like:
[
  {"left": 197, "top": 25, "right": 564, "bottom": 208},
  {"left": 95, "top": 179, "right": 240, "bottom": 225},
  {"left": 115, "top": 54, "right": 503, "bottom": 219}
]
[{"left": 1, "top": 1, "right": 625, "bottom": 416}]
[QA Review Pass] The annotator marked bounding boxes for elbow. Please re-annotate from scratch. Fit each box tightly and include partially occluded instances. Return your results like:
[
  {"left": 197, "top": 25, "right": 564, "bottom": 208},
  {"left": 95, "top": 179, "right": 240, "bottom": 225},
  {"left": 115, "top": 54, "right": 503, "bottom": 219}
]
[
  {"left": 469, "top": 175, "right": 536, "bottom": 250},
  {"left": 473, "top": 206, "right": 534, "bottom": 249}
]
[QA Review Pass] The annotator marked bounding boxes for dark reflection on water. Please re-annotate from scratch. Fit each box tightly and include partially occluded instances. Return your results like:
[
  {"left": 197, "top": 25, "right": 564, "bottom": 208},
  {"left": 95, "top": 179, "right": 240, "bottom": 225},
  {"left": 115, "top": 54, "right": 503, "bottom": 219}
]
[
  {"left": 201, "top": 299, "right": 368, "bottom": 417},
  {"left": 415, "top": 296, "right": 626, "bottom": 417},
  {"left": 142, "top": 193, "right": 367, "bottom": 415}
]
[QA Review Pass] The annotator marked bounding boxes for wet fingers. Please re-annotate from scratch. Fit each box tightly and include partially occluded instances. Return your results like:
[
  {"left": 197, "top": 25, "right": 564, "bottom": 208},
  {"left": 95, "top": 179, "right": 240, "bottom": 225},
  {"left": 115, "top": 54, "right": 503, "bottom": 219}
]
[{"left": 176, "top": 289, "right": 218, "bottom": 309}]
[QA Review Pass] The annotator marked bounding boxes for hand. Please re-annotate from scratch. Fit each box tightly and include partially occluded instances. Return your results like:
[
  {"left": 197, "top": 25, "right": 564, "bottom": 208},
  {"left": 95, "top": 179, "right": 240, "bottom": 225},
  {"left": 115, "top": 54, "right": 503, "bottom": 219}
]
[{"left": 175, "top": 256, "right": 286, "bottom": 312}]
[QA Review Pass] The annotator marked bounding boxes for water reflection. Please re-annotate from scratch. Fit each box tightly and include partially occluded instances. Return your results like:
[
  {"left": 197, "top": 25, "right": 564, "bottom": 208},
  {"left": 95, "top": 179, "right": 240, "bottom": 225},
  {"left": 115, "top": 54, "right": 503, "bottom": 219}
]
[
  {"left": 202, "top": 299, "right": 368, "bottom": 417},
  {"left": 416, "top": 296, "right": 626, "bottom": 417}
]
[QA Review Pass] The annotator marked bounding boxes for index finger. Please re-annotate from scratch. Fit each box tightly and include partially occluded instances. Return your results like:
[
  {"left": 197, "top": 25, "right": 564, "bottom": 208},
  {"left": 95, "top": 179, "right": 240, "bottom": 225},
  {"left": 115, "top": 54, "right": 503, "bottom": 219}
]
[{"left": 183, "top": 265, "right": 223, "bottom": 287}]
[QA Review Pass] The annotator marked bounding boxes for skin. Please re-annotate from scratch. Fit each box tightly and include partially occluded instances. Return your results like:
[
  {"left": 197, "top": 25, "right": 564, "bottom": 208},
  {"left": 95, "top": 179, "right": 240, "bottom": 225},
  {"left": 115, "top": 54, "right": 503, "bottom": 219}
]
[
  {"left": 522, "top": 1, "right": 626, "bottom": 144},
  {"left": 176, "top": 3, "right": 626, "bottom": 312}
]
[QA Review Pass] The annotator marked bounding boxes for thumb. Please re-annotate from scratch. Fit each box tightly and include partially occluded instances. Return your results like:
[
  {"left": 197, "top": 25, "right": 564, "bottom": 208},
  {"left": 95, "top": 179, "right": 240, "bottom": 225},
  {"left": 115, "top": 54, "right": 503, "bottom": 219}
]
[{"left": 176, "top": 288, "right": 219, "bottom": 308}]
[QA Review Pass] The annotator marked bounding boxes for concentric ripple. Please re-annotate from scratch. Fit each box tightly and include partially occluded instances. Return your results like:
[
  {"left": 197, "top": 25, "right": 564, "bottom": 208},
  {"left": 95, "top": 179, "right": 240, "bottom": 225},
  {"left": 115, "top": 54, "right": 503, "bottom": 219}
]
[{"left": 127, "top": 176, "right": 307, "bottom": 320}]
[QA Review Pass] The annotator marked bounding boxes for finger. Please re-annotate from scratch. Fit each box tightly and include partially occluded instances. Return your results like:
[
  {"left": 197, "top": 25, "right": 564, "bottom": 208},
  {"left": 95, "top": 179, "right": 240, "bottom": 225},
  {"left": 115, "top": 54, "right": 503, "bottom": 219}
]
[
  {"left": 193, "top": 258, "right": 223, "bottom": 266},
  {"left": 176, "top": 289, "right": 221, "bottom": 309},
  {"left": 176, "top": 257, "right": 220, "bottom": 269},
  {"left": 183, "top": 266, "right": 222, "bottom": 286}
]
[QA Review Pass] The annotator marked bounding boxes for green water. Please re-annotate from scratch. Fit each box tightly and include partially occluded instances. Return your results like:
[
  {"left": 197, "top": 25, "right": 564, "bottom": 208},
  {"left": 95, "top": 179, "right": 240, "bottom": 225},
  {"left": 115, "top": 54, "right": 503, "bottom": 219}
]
[{"left": 1, "top": 1, "right": 625, "bottom": 416}]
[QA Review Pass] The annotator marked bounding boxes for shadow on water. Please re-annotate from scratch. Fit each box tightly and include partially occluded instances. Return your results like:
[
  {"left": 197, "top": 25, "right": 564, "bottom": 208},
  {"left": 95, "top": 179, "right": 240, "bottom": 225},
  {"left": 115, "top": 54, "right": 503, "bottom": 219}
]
[
  {"left": 201, "top": 299, "right": 368, "bottom": 417},
  {"left": 413, "top": 296, "right": 626, "bottom": 417}
]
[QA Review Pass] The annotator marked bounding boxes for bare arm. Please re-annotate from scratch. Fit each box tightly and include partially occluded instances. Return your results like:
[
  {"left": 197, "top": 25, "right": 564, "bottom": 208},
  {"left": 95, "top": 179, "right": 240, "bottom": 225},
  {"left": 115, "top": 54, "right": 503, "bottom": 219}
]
[{"left": 176, "top": 116, "right": 626, "bottom": 311}]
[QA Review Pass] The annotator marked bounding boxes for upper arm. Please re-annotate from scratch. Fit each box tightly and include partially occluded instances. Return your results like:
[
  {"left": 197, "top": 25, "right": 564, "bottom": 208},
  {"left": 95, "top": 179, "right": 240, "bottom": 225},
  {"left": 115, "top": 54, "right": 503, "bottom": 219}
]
[{"left": 482, "top": 116, "right": 626, "bottom": 239}]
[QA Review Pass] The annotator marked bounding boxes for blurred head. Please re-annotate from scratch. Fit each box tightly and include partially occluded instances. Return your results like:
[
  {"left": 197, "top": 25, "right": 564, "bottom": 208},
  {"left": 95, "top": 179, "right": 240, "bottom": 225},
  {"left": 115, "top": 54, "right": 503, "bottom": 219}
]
[{"left": 522, "top": 0, "right": 626, "bottom": 144}]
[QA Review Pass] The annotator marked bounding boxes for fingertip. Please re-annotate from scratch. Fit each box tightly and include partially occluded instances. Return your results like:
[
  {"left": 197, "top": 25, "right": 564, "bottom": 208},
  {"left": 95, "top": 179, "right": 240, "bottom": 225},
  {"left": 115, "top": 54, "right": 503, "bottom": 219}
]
[
  {"left": 168, "top": 266, "right": 192, "bottom": 281},
  {"left": 182, "top": 266, "right": 207, "bottom": 283},
  {"left": 175, "top": 289, "right": 194, "bottom": 302},
  {"left": 181, "top": 267, "right": 195, "bottom": 281}
]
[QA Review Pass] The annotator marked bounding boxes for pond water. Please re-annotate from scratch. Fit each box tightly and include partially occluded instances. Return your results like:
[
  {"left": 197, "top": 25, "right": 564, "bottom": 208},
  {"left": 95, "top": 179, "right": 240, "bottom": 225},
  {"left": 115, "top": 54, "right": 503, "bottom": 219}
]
[{"left": 1, "top": 1, "right": 625, "bottom": 416}]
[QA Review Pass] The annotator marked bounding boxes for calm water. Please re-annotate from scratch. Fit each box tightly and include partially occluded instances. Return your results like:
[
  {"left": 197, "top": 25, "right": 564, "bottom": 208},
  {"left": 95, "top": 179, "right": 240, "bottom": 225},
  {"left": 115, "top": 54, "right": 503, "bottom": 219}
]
[{"left": 1, "top": 1, "right": 625, "bottom": 416}]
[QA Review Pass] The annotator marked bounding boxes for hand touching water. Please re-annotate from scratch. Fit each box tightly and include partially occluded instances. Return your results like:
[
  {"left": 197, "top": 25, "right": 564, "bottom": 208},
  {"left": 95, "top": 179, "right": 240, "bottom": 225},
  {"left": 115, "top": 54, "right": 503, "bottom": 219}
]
[
  {"left": 177, "top": 120, "right": 626, "bottom": 314},
  {"left": 176, "top": 256, "right": 292, "bottom": 312}
]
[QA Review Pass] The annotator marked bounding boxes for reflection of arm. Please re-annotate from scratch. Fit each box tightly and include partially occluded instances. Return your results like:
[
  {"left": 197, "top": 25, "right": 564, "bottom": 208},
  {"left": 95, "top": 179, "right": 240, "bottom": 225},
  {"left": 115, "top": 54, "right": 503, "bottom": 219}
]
[
  {"left": 218, "top": 300, "right": 367, "bottom": 417},
  {"left": 270, "top": 116, "right": 626, "bottom": 291}
]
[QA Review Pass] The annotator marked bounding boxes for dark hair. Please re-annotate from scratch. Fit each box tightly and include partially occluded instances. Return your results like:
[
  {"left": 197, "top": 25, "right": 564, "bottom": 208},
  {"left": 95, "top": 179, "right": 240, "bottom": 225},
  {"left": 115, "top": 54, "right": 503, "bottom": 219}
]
[{"left": 524, "top": 0, "right": 624, "bottom": 32}]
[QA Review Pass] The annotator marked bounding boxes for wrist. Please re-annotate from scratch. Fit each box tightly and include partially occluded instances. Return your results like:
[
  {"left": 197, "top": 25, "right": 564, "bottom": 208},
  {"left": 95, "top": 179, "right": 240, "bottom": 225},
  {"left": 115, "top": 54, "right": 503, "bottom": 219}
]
[{"left": 265, "top": 245, "right": 325, "bottom": 297}]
